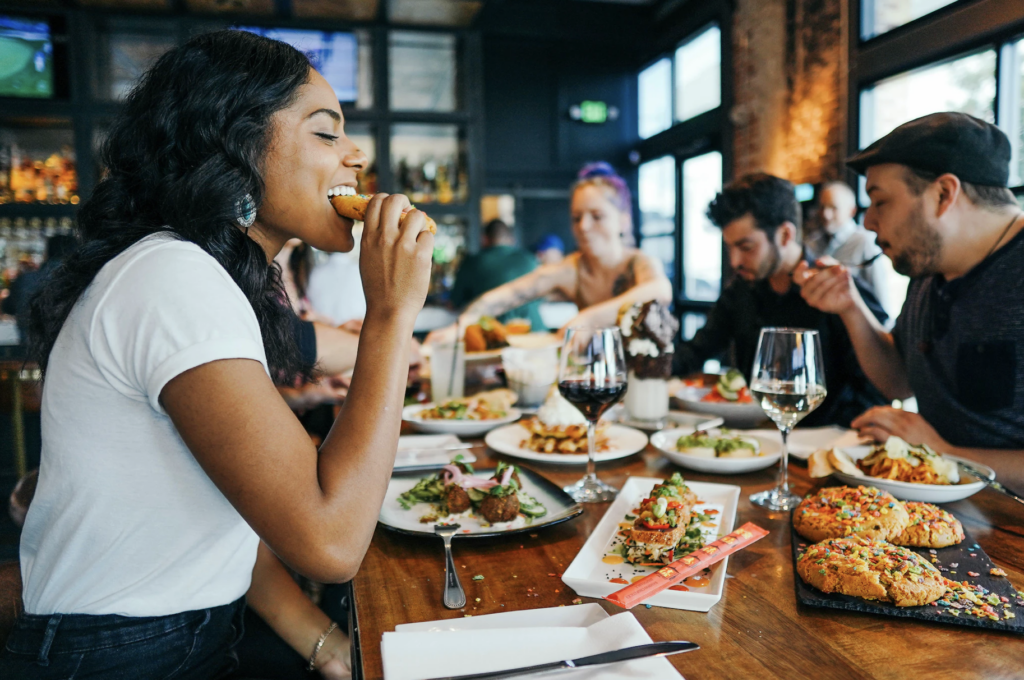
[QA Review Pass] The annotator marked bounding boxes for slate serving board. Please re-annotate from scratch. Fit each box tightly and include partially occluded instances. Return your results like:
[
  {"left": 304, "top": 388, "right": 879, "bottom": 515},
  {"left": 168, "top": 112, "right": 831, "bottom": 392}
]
[{"left": 791, "top": 518, "right": 1024, "bottom": 634}]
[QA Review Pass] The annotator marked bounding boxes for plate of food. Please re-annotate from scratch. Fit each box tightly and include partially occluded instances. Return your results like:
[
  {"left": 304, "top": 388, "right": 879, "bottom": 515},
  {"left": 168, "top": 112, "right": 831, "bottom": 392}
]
[
  {"left": 403, "top": 389, "right": 522, "bottom": 437},
  {"left": 809, "top": 437, "right": 993, "bottom": 503},
  {"left": 379, "top": 459, "right": 583, "bottom": 538},
  {"left": 673, "top": 369, "right": 768, "bottom": 427},
  {"left": 483, "top": 387, "right": 647, "bottom": 464},
  {"left": 650, "top": 427, "right": 782, "bottom": 474},
  {"left": 462, "top": 316, "right": 534, "bottom": 361},
  {"left": 561, "top": 473, "right": 740, "bottom": 612}
]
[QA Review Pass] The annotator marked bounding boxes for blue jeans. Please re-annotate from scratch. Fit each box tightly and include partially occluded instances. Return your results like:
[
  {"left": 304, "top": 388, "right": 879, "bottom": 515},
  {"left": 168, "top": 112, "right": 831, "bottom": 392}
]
[{"left": 0, "top": 597, "right": 246, "bottom": 679}]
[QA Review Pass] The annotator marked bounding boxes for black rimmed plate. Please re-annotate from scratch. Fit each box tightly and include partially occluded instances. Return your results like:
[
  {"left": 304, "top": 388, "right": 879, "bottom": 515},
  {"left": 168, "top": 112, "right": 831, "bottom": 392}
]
[{"left": 378, "top": 466, "right": 583, "bottom": 539}]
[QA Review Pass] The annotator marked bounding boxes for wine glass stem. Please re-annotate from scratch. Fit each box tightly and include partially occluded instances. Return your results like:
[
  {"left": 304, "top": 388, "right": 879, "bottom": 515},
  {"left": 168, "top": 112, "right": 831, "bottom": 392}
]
[
  {"left": 777, "top": 427, "right": 791, "bottom": 494},
  {"left": 585, "top": 420, "right": 597, "bottom": 483}
]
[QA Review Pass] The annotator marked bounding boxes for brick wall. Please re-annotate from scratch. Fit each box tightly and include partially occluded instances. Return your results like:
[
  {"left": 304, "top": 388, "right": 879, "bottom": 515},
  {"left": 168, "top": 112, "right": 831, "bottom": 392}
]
[{"left": 731, "top": 0, "right": 848, "bottom": 184}]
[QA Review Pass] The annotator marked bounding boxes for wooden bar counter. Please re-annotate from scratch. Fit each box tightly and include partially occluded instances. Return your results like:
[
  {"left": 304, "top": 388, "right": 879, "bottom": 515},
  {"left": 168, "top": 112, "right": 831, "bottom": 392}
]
[{"left": 353, "top": 442, "right": 1024, "bottom": 679}]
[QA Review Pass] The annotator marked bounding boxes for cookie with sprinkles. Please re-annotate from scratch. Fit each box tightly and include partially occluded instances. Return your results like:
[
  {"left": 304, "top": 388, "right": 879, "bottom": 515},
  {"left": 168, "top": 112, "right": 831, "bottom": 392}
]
[
  {"left": 797, "top": 537, "right": 947, "bottom": 607},
  {"left": 891, "top": 502, "right": 965, "bottom": 548},
  {"left": 792, "top": 485, "right": 910, "bottom": 543}
]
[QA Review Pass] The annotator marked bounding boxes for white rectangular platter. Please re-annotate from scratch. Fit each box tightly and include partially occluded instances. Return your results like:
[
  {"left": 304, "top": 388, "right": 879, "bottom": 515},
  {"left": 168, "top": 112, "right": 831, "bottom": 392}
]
[{"left": 562, "top": 477, "right": 740, "bottom": 612}]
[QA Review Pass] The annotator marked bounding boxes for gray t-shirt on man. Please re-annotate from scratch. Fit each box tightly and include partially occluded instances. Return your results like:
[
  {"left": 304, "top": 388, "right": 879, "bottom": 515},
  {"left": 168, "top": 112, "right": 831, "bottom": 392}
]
[{"left": 893, "top": 226, "right": 1024, "bottom": 449}]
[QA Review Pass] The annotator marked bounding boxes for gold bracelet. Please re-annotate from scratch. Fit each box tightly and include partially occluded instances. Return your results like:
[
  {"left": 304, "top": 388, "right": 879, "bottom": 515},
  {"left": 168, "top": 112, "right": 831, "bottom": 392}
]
[{"left": 307, "top": 621, "right": 338, "bottom": 672}]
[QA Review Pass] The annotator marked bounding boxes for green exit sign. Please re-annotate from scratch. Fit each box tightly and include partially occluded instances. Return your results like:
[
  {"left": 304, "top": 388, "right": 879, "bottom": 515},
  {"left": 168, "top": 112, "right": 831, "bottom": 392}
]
[
  {"left": 580, "top": 100, "right": 608, "bottom": 124},
  {"left": 569, "top": 101, "right": 619, "bottom": 124}
]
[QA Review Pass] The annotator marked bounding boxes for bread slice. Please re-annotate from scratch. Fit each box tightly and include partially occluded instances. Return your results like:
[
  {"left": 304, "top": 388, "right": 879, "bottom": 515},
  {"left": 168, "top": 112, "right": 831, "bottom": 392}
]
[{"left": 330, "top": 194, "right": 437, "bottom": 234}]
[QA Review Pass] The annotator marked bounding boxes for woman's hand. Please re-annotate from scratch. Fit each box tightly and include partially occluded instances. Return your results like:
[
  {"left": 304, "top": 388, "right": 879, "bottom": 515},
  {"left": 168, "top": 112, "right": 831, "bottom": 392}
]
[
  {"left": 359, "top": 194, "right": 433, "bottom": 324},
  {"left": 315, "top": 629, "right": 352, "bottom": 680}
]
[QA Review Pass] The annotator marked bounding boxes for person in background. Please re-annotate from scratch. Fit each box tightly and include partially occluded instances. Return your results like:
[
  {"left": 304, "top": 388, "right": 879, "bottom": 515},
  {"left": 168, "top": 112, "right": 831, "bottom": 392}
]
[
  {"left": 532, "top": 233, "right": 565, "bottom": 266},
  {"left": 1, "top": 234, "right": 76, "bottom": 343},
  {"left": 307, "top": 234, "right": 366, "bottom": 326},
  {"left": 796, "top": 112, "right": 1024, "bottom": 489},
  {"left": 450, "top": 219, "right": 544, "bottom": 330},
  {"left": 674, "top": 172, "right": 888, "bottom": 427},
  {"left": 805, "top": 181, "right": 886, "bottom": 296},
  {"left": 426, "top": 162, "right": 671, "bottom": 343}
]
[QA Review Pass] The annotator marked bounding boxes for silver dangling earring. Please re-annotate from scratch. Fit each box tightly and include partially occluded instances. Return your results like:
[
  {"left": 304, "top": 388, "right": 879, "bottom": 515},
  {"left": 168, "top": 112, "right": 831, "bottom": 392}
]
[{"left": 235, "top": 193, "right": 256, "bottom": 233}]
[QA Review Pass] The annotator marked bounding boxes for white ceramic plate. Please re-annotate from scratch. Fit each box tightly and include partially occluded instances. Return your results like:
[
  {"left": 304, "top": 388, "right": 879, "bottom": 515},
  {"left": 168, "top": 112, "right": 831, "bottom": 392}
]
[
  {"left": 561, "top": 477, "right": 740, "bottom": 612},
  {"left": 650, "top": 427, "right": 782, "bottom": 474},
  {"left": 403, "top": 404, "right": 522, "bottom": 437},
  {"left": 831, "top": 446, "right": 994, "bottom": 503},
  {"left": 394, "top": 434, "right": 476, "bottom": 472},
  {"left": 378, "top": 466, "right": 582, "bottom": 538},
  {"left": 745, "top": 426, "right": 866, "bottom": 461},
  {"left": 672, "top": 385, "right": 769, "bottom": 428},
  {"left": 604, "top": 404, "right": 724, "bottom": 432},
  {"left": 484, "top": 423, "right": 648, "bottom": 465},
  {"left": 383, "top": 604, "right": 682, "bottom": 680}
]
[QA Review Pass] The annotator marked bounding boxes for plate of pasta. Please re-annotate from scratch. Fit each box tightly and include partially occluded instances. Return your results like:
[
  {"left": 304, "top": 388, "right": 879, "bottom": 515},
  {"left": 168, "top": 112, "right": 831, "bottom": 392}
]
[{"left": 828, "top": 437, "right": 993, "bottom": 503}]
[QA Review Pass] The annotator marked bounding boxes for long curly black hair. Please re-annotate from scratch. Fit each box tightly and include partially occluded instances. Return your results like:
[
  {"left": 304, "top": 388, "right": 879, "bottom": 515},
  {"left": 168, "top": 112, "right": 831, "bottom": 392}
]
[{"left": 29, "top": 30, "right": 315, "bottom": 384}]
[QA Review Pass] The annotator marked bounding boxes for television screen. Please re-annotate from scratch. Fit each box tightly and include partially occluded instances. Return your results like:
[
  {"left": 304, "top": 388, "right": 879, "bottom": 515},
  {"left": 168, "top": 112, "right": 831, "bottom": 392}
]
[
  {"left": 237, "top": 27, "right": 358, "bottom": 103},
  {"left": 0, "top": 16, "right": 53, "bottom": 98}
]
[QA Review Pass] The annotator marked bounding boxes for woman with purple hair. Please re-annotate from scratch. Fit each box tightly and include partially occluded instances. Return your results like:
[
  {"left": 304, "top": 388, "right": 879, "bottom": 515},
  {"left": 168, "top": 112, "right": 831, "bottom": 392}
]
[{"left": 428, "top": 162, "right": 671, "bottom": 340}]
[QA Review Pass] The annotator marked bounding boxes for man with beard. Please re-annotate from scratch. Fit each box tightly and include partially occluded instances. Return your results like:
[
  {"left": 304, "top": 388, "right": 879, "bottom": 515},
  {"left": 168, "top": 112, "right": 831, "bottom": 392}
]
[
  {"left": 674, "top": 172, "right": 888, "bottom": 426},
  {"left": 796, "top": 113, "right": 1024, "bottom": 488}
]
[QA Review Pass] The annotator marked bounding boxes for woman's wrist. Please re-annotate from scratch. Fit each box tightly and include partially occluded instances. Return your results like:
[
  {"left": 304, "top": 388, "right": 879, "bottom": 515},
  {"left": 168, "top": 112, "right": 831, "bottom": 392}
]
[{"left": 314, "top": 627, "right": 351, "bottom": 676}]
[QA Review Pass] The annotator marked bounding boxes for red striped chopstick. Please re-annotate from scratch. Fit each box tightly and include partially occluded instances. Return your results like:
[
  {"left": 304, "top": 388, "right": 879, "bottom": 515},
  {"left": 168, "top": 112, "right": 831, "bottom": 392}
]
[{"left": 605, "top": 522, "right": 769, "bottom": 609}]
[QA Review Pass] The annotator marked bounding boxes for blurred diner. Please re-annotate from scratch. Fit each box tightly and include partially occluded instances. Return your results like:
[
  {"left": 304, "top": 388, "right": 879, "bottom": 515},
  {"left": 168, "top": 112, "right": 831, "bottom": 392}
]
[
  {"left": 426, "top": 162, "right": 671, "bottom": 344},
  {"left": 450, "top": 218, "right": 543, "bottom": 330},
  {"left": 673, "top": 172, "right": 888, "bottom": 427},
  {"left": 804, "top": 181, "right": 886, "bottom": 297}
]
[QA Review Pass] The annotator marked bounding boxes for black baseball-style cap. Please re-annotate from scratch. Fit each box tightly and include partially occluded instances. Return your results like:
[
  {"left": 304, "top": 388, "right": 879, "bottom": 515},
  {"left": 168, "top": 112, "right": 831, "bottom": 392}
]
[{"left": 847, "top": 112, "right": 1011, "bottom": 187}]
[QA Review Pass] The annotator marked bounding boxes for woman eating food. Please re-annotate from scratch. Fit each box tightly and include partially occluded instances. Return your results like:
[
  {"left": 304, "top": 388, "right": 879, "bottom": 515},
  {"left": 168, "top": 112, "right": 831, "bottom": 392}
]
[
  {"left": 426, "top": 163, "right": 672, "bottom": 344},
  {"left": 0, "top": 30, "right": 432, "bottom": 678}
]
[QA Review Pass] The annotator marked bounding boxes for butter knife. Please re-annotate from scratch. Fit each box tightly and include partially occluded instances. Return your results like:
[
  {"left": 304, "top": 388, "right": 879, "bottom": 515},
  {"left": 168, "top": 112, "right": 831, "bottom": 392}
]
[
  {"left": 422, "top": 641, "right": 699, "bottom": 680},
  {"left": 957, "top": 461, "right": 1024, "bottom": 507}
]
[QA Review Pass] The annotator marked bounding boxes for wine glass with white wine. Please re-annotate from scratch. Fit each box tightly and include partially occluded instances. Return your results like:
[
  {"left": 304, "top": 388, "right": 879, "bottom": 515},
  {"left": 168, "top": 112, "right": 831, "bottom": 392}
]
[{"left": 748, "top": 328, "right": 827, "bottom": 511}]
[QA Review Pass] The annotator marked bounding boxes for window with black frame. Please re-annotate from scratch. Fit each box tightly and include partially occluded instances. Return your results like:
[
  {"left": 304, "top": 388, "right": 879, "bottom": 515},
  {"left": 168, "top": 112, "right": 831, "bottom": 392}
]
[{"left": 636, "top": 22, "right": 724, "bottom": 340}]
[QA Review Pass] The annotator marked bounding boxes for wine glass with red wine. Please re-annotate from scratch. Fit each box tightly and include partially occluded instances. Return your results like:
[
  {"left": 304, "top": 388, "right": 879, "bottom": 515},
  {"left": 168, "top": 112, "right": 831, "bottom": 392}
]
[{"left": 558, "top": 327, "right": 628, "bottom": 503}]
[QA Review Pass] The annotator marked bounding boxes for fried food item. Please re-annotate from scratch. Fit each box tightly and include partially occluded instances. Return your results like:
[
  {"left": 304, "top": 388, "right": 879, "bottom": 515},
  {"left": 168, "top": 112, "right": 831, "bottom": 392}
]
[
  {"left": 891, "top": 502, "right": 965, "bottom": 548},
  {"left": 329, "top": 193, "right": 437, "bottom": 234},
  {"left": 443, "top": 484, "right": 472, "bottom": 514},
  {"left": 792, "top": 485, "right": 910, "bottom": 543},
  {"left": 521, "top": 417, "right": 609, "bottom": 453},
  {"left": 463, "top": 317, "right": 510, "bottom": 352},
  {"left": 504, "top": 318, "right": 531, "bottom": 335},
  {"left": 464, "top": 325, "right": 488, "bottom": 352},
  {"left": 797, "top": 537, "right": 947, "bottom": 607},
  {"left": 479, "top": 493, "right": 520, "bottom": 523},
  {"left": 624, "top": 473, "right": 702, "bottom": 565}
]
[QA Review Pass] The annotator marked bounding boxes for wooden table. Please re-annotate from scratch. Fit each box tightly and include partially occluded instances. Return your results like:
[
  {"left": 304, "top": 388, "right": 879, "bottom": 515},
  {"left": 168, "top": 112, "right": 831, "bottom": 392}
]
[{"left": 353, "top": 441, "right": 1024, "bottom": 679}]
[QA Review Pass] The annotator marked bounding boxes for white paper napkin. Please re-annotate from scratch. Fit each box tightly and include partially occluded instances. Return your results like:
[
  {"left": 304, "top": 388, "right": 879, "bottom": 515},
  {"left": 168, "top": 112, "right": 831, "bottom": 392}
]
[
  {"left": 744, "top": 426, "right": 866, "bottom": 460},
  {"left": 394, "top": 435, "right": 473, "bottom": 469},
  {"left": 381, "top": 606, "right": 684, "bottom": 680}
]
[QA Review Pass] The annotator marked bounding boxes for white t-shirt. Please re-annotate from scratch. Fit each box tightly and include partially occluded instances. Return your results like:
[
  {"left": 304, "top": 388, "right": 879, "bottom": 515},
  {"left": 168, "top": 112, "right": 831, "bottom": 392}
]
[{"left": 20, "top": 232, "right": 267, "bottom": 616}]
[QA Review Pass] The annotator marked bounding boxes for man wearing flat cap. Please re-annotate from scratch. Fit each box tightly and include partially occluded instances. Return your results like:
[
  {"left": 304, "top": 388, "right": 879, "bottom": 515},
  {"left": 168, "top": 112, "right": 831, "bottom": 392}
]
[{"left": 795, "top": 112, "right": 1024, "bottom": 488}]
